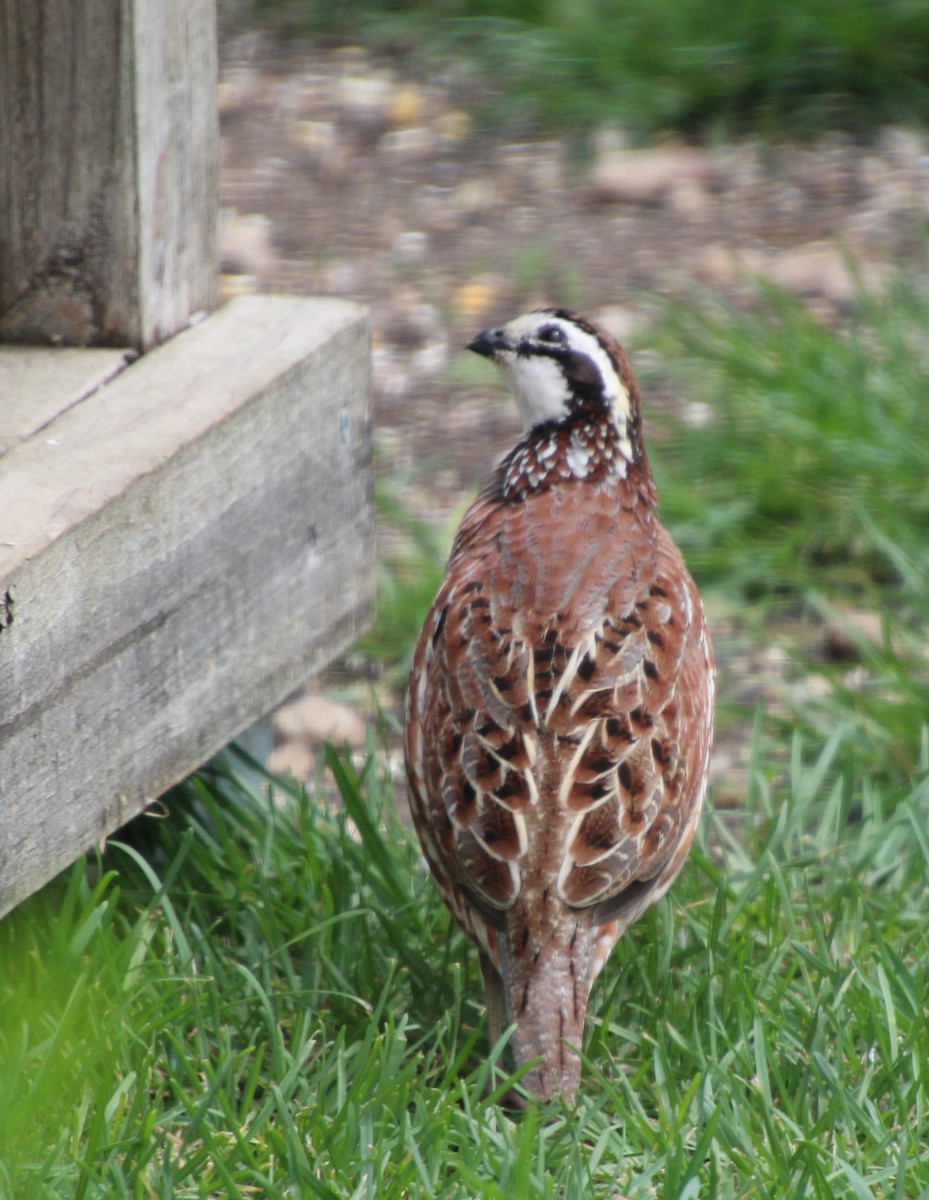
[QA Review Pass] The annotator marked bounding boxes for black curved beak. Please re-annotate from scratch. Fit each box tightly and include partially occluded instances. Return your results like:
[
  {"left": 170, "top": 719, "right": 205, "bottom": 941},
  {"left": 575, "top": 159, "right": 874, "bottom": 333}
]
[{"left": 467, "top": 327, "right": 512, "bottom": 359}]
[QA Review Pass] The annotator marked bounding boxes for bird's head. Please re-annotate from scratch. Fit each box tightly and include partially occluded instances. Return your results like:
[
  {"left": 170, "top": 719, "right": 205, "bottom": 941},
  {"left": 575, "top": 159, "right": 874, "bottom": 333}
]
[{"left": 468, "top": 309, "right": 638, "bottom": 455}]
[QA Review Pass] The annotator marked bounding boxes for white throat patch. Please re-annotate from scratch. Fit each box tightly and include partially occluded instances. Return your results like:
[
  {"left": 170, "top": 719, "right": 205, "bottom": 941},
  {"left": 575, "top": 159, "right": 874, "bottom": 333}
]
[{"left": 497, "top": 353, "right": 571, "bottom": 430}]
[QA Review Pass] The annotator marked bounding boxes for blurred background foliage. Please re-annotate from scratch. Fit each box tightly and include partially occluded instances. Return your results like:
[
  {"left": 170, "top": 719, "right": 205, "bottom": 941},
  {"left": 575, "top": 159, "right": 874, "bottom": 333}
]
[{"left": 248, "top": 0, "right": 929, "bottom": 137}]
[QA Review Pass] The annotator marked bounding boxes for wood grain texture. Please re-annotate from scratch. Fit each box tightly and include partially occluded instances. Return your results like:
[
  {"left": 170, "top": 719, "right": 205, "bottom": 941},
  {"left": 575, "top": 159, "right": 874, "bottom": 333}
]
[
  {"left": 0, "top": 296, "right": 374, "bottom": 917},
  {"left": 0, "top": 0, "right": 218, "bottom": 350},
  {"left": 0, "top": 347, "right": 134, "bottom": 454}
]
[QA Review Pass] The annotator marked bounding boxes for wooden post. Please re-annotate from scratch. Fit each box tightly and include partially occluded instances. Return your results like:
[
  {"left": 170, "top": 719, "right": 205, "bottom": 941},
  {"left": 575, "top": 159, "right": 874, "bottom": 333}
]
[
  {"left": 0, "top": 296, "right": 374, "bottom": 919},
  {"left": 0, "top": 3, "right": 375, "bottom": 916},
  {"left": 0, "top": 0, "right": 218, "bottom": 349}
]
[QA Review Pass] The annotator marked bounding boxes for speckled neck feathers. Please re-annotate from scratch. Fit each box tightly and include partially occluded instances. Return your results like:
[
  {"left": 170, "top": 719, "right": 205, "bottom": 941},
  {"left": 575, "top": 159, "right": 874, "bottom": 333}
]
[{"left": 496, "top": 407, "right": 657, "bottom": 505}]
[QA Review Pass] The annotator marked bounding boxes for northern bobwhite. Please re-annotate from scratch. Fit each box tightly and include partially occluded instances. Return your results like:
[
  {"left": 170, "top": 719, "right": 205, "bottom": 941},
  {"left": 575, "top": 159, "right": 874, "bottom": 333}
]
[{"left": 404, "top": 309, "right": 714, "bottom": 1103}]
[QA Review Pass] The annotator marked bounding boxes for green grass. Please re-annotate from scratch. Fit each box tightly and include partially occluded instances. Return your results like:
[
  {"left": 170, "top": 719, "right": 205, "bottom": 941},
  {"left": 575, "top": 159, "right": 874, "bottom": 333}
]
[
  {"left": 652, "top": 276, "right": 929, "bottom": 605},
  {"left": 251, "top": 0, "right": 929, "bottom": 138},
  {"left": 3, "top": 727, "right": 929, "bottom": 1198},
  {"left": 647, "top": 275, "right": 929, "bottom": 786},
  {"left": 357, "top": 476, "right": 449, "bottom": 678},
  {"left": 4, "top": 269, "right": 929, "bottom": 1194}
]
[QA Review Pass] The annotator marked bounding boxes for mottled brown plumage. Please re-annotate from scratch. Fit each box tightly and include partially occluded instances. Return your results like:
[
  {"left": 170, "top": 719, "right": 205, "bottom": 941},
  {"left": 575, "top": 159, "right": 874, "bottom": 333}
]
[{"left": 404, "top": 309, "right": 714, "bottom": 1102}]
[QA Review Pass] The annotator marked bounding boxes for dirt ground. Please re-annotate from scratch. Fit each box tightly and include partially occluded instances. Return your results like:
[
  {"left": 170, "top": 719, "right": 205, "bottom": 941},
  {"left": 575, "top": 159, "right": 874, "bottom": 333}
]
[{"left": 217, "top": 32, "right": 929, "bottom": 796}]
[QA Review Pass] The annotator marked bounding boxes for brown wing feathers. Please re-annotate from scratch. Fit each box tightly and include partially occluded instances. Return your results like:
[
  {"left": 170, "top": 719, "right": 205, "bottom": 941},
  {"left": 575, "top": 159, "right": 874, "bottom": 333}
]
[{"left": 404, "top": 309, "right": 714, "bottom": 1101}]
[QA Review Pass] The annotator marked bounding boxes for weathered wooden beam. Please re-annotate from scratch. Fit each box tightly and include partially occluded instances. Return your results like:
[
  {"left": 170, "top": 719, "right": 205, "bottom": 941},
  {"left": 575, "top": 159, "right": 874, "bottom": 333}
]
[
  {"left": 0, "top": 296, "right": 374, "bottom": 917},
  {"left": 0, "top": 0, "right": 218, "bottom": 350},
  {"left": 0, "top": 347, "right": 134, "bottom": 454}
]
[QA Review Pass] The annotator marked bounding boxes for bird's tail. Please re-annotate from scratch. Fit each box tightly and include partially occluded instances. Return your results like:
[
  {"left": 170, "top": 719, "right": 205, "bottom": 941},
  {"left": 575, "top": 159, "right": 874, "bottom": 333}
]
[{"left": 498, "top": 913, "right": 599, "bottom": 1103}]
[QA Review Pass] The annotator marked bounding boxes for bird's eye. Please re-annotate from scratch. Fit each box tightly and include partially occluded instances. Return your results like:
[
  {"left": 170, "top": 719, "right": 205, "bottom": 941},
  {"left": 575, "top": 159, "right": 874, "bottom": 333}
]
[{"left": 538, "top": 324, "right": 566, "bottom": 345}]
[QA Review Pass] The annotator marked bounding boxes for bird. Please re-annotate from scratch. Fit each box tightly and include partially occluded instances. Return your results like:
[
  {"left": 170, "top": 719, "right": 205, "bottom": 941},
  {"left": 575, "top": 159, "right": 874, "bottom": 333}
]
[{"left": 404, "top": 308, "right": 714, "bottom": 1103}]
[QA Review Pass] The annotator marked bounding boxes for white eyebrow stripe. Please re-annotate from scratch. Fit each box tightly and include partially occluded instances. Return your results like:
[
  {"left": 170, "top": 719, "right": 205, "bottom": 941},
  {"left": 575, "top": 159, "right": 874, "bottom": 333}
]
[{"left": 565, "top": 326, "right": 631, "bottom": 419}]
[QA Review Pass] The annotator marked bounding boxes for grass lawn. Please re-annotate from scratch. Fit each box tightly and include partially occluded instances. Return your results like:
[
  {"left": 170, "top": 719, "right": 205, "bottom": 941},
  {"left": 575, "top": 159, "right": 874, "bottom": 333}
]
[
  {"left": 2, "top": 273, "right": 928, "bottom": 1197},
  {"left": 251, "top": 0, "right": 929, "bottom": 138}
]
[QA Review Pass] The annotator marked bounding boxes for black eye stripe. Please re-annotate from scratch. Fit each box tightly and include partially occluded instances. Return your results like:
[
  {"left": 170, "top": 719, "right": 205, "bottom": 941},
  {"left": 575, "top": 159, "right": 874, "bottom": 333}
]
[
  {"left": 537, "top": 324, "right": 566, "bottom": 344},
  {"left": 540, "top": 309, "right": 618, "bottom": 362}
]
